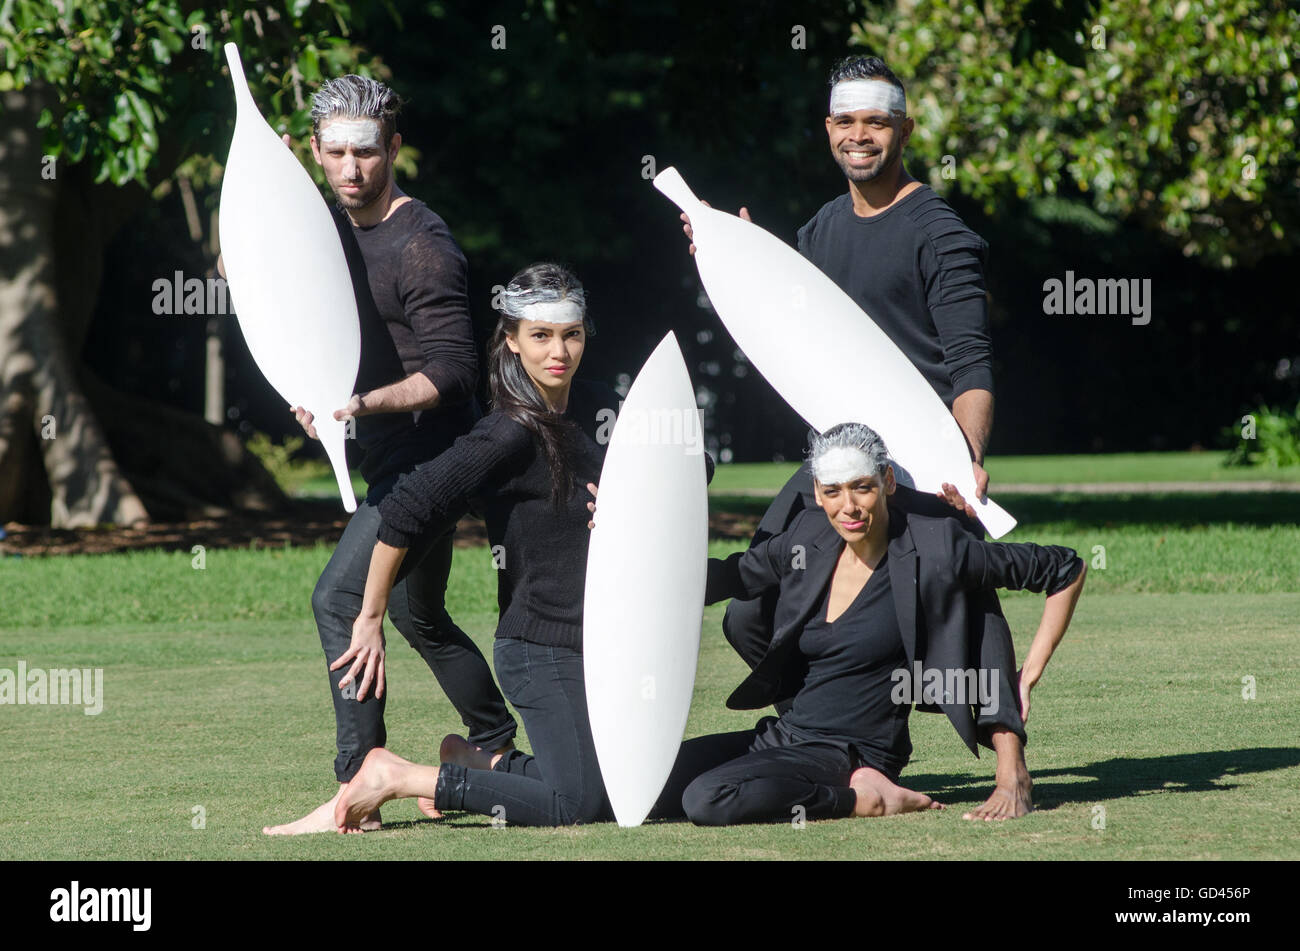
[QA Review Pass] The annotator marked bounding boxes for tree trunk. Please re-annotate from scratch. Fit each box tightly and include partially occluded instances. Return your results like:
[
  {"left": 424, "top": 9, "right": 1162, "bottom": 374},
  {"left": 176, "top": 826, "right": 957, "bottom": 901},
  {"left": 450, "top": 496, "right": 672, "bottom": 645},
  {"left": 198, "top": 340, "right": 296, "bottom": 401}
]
[
  {"left": 0, "top": 83, "right": 148, "bottom": 527},
  {"left": 81, "top": 367, "right": 290, "bottom": 521},
  {"left": 0, "top": 82, "right": 289, "bottom": 526}
]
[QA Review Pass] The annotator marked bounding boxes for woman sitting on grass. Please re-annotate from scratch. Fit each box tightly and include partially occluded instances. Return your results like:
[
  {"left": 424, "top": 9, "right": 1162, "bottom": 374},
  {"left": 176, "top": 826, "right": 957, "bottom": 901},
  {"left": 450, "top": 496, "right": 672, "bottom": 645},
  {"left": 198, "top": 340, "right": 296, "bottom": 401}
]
[
  {"left": 650, "top": 422, "right": 1087, "bottom": 824},
  {"left": 335, "top": 418, "right": 1086, "bottom": 828}
]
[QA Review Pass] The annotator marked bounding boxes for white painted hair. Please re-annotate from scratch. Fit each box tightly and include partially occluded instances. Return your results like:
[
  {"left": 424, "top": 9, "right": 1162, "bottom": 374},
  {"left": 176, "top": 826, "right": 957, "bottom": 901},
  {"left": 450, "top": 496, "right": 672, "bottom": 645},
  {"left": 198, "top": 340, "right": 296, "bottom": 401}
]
[
  {"left": 829, "top": 79, "right": 906, "bottom": 117},
  {"left": 502, "top": 280, "right": 587, "bottom": 325},
  {"left": 809, "top": 422, "right": 891, "bottom": 486},
  {"left": 311, "top": 74, "right": 401, "bottom": 142}
]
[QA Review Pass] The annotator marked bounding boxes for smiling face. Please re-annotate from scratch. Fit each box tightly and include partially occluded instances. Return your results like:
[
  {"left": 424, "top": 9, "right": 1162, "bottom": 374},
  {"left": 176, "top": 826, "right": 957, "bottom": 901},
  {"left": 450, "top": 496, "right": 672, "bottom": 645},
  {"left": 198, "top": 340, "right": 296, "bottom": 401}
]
[
  {"left": 825, "top": 96, "right": 912, "bottom": 185},
  {"left": 813, "top": 466, "right": 896, "bottom": 545},
  {"left": 505, "top": 318, "right": 587, "bottom": 406},
  {"left": 310, "top": 115, "right": 399, "bottom": 210}
]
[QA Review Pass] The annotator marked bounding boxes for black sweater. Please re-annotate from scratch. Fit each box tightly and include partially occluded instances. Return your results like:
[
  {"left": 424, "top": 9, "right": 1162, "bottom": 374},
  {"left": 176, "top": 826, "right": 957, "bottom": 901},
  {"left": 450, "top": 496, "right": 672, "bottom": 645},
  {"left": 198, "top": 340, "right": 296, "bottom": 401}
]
[
  {"left": 377, "top": 379, "right": 621, "bottom": 648},
  {"left": 797, "top": 186, "right": 993, "bottom": 407},
  {"left": 331, "top": 199, "right": 480, "bottom": 486}
]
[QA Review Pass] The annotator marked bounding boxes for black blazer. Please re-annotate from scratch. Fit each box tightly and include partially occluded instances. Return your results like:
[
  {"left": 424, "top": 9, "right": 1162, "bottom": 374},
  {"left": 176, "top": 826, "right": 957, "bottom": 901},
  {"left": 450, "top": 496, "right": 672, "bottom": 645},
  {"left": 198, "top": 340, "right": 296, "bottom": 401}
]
[{"left": 706, "top": 504, "right": 1082, "bottom": 755}]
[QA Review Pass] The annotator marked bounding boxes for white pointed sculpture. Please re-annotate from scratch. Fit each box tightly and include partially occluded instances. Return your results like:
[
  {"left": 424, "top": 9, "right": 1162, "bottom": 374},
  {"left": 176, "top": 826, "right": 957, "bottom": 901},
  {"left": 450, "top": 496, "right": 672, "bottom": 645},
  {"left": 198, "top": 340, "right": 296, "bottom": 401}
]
[
  {"left": 583, "top": 332, "right": 709, "bottom": 826},
  {"left": 218, "top": 42, "right": 360, "bottom": 512},
  {"left": 654, "top": 166, "right": 1015, "bottom": 538}
]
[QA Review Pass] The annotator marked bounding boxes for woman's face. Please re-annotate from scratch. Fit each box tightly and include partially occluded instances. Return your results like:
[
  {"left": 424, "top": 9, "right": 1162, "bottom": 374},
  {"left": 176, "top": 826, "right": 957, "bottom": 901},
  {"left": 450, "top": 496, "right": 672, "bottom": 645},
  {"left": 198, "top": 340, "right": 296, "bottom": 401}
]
[
  {"left": 506, "top": 318, "right": 586, "bottom": 406},
  {"left": 813, "top": 465, "right": 895, "bottom": 544}
]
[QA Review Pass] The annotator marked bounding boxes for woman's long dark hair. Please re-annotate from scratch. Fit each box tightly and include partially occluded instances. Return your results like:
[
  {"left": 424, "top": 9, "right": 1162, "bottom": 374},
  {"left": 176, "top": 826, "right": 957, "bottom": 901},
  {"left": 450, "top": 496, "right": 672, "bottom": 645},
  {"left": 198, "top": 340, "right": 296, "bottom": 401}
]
[{"left": 487, "top": 263, "right": 596, "bottom": 507}]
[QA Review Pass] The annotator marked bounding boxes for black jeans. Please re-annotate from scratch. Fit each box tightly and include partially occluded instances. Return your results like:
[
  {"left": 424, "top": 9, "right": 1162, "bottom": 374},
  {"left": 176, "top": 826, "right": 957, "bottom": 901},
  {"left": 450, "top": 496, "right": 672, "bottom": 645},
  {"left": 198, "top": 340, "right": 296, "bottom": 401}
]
[
  {"left": 650, "top": 718, "right": 858, "bottom": 825},
  {"left": 435, "top": 637, "right": 610, "bottom": 827},
  {"left": 312, "top": 475, "right": 517, "bottom": 782}
]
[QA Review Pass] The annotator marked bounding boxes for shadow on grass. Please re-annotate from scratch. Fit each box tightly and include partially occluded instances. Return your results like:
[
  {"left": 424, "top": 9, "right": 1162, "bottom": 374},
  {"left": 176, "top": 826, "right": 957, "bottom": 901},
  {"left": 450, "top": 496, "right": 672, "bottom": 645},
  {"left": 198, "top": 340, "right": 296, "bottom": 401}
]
[
  {"left": 998, "top": 493, "right": 1300, "bottom": 530},
  {"left": 909, "top": 747, "right": 1300, "bottom": 809},
  {"left": 371, "top": 816, "right": 501, "bottom": 831},
  {"left": 708, "top": 492, "right": 1300, "bottom": 530},
  {"left": 352, "top": 748, "right": 1300, "bottom": 831}
]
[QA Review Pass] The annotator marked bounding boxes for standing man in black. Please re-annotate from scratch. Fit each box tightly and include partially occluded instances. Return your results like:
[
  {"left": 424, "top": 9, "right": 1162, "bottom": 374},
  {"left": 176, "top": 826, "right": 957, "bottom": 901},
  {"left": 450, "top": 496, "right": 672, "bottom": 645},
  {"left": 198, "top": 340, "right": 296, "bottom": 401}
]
[
  {"left": 256, "top": 75, "right": 516, "bottom": 834},
  {"left": 683, "top": 56, "right": 1029, "bottom": 820}
]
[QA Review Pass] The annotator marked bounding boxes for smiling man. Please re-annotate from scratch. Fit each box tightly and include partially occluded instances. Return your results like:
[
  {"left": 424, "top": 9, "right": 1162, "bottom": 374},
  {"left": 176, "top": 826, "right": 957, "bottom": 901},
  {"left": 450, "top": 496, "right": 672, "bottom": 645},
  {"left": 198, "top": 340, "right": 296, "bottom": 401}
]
[
  {"left": 803, "top": 55, "right": 995, "bottom": 482},
  {"left": 260, "top": 74, "right": 518, "bottom": 835}
]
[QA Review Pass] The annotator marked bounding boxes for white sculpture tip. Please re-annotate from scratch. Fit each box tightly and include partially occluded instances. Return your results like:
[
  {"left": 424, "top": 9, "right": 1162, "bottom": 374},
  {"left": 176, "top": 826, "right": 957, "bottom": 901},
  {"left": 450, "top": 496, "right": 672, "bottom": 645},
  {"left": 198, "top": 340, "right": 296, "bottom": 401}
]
[
  {"left": 652, "top": 166, "right": 701, "bottom": 212},
  {"left": 976, "top": 497, "right": 1017, "bottom": 539},
  {"left": 223, "top": 43, "right": 252, "bottom": 106}
]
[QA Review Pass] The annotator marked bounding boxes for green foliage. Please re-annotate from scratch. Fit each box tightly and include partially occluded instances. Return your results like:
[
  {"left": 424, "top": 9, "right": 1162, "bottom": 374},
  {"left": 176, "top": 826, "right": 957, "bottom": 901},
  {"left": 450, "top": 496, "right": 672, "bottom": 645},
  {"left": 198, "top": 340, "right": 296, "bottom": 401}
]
[
  {"left": 243, "top": 431, "right": 330, "bottom": 496},
  {"left": 1224, "top": 402, "right": 1300, "bottom": 467},
  {"left": 0, "top": 1, "right": 396, "bottom": 188},
  {"left": 857, "top": 0, "right": 1300, "bottom": 266}
]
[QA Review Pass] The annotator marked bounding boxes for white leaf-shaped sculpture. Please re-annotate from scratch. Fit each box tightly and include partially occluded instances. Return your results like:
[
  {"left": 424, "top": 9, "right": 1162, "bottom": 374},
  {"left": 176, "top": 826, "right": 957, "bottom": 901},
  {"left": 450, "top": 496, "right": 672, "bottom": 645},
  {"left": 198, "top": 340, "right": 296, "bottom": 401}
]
[
  {"left": 654, "top": 166, "right": 1015, "bottom": 538},
  {"left": 218, "top": 42, "right": 359, "bottom": 512},
  {"left": 583, "top": 332, "right": 709, "bottom": 826}
]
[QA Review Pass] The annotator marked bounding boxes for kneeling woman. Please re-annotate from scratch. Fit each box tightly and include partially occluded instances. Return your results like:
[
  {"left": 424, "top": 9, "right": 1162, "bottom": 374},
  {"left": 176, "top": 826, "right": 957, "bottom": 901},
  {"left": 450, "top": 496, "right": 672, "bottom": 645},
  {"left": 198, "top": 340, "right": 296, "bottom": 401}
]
[
  {"left": 331, "top": 262, "right": 622, "bottom": 828},
  {"left": 655, "top": 422, "right": 1087, "bottom": 824}
]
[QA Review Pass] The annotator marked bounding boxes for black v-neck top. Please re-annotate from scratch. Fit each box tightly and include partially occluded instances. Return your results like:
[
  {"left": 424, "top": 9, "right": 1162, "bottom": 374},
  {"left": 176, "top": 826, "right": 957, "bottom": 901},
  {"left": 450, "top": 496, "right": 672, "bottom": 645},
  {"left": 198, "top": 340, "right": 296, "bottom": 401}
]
[{"left": 781, "top": 552, "right": 913, "bottom": 776}]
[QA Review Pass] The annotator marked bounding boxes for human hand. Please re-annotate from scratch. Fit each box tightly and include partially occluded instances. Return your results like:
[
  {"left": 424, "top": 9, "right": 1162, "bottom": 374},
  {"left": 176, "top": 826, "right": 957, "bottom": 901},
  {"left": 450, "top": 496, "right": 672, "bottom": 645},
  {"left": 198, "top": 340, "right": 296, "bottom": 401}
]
[
  {"left": 331, "top": 614, "right": 386, "bottom": 701},
  {"left": 972, "top": 460, "right": 989, "bottom": 502},
  {"left": 936, "top": 482, "right": 976, "bottom": 521},
  {"left": 334, "top": 393, "right": 370, "bottom": 423},
  {"left": 291, "top": 405, "right": 320, "bottom": 440},
  {"left": 586, "top": 482, "right": 598, "bottom": 530},
  {"left": 1017, "top": 666, "right": 1034, "bottom": 725},
  {"left": 681, "top": 202, "right": 751, "bottom": 255}
]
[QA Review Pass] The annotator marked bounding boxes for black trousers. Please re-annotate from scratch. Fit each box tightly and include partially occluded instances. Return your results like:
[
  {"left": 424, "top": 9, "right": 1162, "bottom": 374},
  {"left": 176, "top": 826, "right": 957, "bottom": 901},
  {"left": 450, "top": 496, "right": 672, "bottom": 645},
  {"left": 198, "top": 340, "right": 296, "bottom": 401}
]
[
  {"left": 722, "top": 464, "right": 1025, "bottom": 748},
  {"left": 650, "top": 718, "right": 858, "bottom": 825},
  {"left": 435, "top": 638, "right": 610, "bottom": 826},
  {"left": 312, "top": 473, "right": 517, "bottom": 782}
]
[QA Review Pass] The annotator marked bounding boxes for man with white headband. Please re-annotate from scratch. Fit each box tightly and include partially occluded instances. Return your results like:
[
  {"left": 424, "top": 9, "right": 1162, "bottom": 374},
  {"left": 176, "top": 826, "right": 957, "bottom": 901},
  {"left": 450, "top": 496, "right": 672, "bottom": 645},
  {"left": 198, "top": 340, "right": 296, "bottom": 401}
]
[
  {"left": 258, "top": 74, "right": 518, "bottom": 835},
  {"left": 683, "top": 56, "right": 994, "bottom": 479}
]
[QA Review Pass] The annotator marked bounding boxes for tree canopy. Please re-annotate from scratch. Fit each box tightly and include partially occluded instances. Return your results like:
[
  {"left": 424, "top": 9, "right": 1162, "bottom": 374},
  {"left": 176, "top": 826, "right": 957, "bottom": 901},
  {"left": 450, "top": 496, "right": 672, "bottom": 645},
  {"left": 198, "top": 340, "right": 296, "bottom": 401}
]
[{"left": 856, "top": 0, "right": 1300, "bottom": 267}]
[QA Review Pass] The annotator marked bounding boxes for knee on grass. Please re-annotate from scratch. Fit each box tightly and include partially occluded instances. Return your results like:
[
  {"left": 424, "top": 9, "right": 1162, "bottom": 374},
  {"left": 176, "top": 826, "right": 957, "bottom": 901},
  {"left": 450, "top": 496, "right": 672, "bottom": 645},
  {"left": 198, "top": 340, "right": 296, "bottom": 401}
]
[{"left": 681, "top": 777, "right": 748, "bottom": 827}]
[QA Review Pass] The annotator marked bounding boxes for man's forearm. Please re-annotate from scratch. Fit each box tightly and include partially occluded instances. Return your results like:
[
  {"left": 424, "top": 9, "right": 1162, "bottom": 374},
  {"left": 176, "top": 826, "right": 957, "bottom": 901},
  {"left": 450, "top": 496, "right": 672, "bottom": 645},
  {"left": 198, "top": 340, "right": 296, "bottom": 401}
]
[
  {"left": 952, "top": 388, "right": 994, "bottom": 463},
  {"left": 358, "top": 371, "right": 442, "bottom": 414}
]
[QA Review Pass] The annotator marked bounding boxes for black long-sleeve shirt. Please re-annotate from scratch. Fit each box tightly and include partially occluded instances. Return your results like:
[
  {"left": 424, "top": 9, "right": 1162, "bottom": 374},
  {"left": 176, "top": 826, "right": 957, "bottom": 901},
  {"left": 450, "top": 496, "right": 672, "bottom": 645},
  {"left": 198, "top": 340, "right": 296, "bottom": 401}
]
[
  {"left": 377, "top": 379, "right": 620, "bottom": 649},
  {"left": 797, "top": 187, "right": 993, "bottom": 407},
  {"left": 332, "top": 199, "right": 479, "bottom": 486}
]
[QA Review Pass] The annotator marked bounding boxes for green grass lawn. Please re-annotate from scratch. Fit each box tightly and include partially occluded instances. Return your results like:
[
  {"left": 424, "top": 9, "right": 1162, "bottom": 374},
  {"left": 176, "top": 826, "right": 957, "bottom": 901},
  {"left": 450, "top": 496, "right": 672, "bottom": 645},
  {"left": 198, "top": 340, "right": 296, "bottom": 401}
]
[
  {"left": 701, "top": 452, "right": 1300, "bottom": 497},
  {"left": 983, "top": 451, "right": 1300, "bottom": 485},
  {"left": 3, "top": 490, "right": 1298, "bottom": 860},
  {"left": 295, "top": 451, "right": 1300, "bottom": 502}
]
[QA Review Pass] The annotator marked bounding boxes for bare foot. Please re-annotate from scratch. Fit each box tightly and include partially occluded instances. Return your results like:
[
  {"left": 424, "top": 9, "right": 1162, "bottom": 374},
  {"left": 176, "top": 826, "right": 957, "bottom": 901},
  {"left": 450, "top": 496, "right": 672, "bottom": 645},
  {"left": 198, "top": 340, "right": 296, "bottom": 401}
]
[
  {"left": 963, "top": 760, "right": 1033, "bottom": 821},
  {"left": 336, "top": 748, "right": 414, "bottom": 831},
  {"left": 418, "top": 735, "right": 514, "bottom": 818},
  {"left": 416, "top": 797, "right": 444, "bottom": 820},
  {"left": 850, "top": 767, "right": 943, "bottom": 817},
  {"left": 263, "top": 786, "right": 380, "bottom": 835},
  {"left": 438, "top": 734, "right": 505, "bottom": 770}
]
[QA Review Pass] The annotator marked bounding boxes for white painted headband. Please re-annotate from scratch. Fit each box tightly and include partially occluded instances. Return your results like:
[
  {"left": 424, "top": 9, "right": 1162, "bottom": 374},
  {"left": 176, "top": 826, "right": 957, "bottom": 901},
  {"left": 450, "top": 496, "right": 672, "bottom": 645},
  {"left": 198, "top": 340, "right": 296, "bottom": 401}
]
[
  {"left": 811, "top": 445, "right": 878, "bottom": 486},
  {"left": 517, "top": 299, "right": 585, "bottom": 325},
  {"left": 829, "top": 79, "right": 906, "bottom": 117},
  {"left": 318, "top": 117, "right": 383, "bottom": 149}
]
